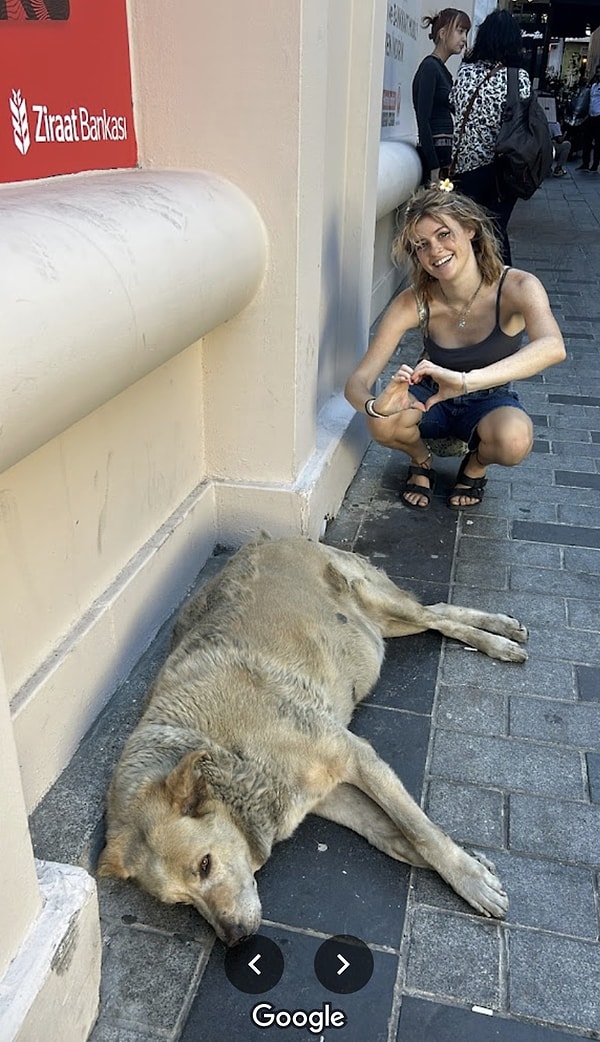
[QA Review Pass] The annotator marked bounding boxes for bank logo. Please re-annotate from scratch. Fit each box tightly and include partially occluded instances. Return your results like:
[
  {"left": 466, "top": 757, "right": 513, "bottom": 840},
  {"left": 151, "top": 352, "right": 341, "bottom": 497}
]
[
  {"left": 8, "top": 88, "right": 129, "bottom": 155},
  {"left": 10, "top": 88, "right": 31, "bottom": 155}
]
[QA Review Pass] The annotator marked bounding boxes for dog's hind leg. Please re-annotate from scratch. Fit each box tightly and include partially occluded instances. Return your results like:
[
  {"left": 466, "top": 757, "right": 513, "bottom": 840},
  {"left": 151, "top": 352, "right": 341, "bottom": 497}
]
[
  {"left": 426, "top": 603, "right": 527, "bottom": 644},
  {"left": 350, "top": 570, "right": 527, "bottom": 662},
  {"left": 313, "top": 784, "right": 431, "bottom": 868},
  {"left": 339, "top": 732, "right": 509, "bottom": 919}
]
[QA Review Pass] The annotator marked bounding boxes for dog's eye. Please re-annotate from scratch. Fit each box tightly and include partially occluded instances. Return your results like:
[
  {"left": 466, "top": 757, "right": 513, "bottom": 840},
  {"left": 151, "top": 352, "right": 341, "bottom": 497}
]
[{"left": 199, "top": 854, "right": 211, "bottom": 876}]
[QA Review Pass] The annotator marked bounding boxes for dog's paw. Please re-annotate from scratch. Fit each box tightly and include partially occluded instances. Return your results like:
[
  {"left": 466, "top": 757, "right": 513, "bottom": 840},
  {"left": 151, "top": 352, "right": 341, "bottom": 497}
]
[
  {"left": 448, "top": 850, "right": 509, "bottom": 920},
  {"left": 485, "top": 635, "right": 528, "bottom": 663},
  {"left": 492, "top": 614, "right": 529, "bottom": 645}
]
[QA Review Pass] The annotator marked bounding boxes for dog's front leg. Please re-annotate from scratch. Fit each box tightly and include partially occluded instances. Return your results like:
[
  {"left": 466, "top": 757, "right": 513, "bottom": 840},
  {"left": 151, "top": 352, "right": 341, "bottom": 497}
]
[
  {"left": 313, "top": 784, "right": 431, "bottom": 867},
  {"left": 342, "top": 734, "right": 508, "bottom": 919}
]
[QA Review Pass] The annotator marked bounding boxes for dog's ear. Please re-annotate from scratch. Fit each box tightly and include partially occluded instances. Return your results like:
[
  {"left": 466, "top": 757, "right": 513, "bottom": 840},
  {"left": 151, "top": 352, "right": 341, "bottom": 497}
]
[
  {"left": 97, "top": 834, "right": 132, "bottom": 879},
  {"left": 324, "top": 560, "right": 351, "bottom": 594},
  {"left": 164, "top": 750, "right": 211, "bottom": 817}
]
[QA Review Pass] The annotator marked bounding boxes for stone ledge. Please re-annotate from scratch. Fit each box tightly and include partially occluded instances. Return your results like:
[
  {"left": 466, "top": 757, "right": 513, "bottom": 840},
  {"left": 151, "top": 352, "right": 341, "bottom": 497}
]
[{"left": 0, "top": 861, "right": 101, "bottom": 1042}]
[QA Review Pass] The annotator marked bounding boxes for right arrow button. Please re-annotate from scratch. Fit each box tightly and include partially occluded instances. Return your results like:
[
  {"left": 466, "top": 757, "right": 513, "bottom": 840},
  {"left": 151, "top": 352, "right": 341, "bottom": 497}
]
[{"left": 314, "top": 934, "right": 374, "bottom": 994}]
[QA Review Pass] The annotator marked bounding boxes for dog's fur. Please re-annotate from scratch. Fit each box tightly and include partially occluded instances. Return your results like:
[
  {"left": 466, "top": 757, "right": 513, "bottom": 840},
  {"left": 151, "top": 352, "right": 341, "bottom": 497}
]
[{"left": 98, "top": 535, "right": 527, "bottom": 944}]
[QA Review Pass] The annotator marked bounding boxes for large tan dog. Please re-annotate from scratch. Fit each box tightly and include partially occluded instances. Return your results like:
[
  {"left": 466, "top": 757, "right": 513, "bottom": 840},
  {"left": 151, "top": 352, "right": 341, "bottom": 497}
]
[{"left": 98, "top": 535, "right": 527, "bottom": 945}]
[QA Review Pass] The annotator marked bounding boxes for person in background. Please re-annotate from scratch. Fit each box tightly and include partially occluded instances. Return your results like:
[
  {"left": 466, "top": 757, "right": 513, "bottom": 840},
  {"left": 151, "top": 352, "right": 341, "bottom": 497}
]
[
  {"left": 449, "top": 9, "right": 530, "bottom": 265},
  {"left": 344, "top": 187, "right": 565, "bottom": 513},
  {"left": 412, "top": 8, "right": 471, "bottom": 186},
  {"left": 548, "top": 120, "right": 571, "bottom": 177},
  {"left": 578, "top": 65, "right": 600, "bottom": 173}
]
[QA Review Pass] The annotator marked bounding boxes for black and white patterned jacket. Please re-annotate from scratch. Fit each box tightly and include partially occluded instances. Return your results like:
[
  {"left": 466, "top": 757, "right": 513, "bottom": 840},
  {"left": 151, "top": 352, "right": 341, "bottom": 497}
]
[{"left": 449, "top": 62, "right": 531, "bottom": 174}]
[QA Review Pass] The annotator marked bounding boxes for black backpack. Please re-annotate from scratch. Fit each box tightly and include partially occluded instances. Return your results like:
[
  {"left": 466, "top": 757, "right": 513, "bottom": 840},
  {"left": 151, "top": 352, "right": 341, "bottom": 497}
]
[{"left": 495, "top": 66, "right": 553, "bottom": 200}]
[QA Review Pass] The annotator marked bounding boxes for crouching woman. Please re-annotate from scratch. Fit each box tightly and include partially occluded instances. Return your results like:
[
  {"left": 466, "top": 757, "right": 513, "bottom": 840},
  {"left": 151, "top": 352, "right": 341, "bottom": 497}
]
[{"left": 344, "top": 187, "right": 565, "bottom": 511}]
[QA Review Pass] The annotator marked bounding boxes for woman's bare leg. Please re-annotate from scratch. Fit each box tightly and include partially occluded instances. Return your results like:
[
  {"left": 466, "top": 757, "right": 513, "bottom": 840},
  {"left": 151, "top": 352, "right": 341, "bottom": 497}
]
[
  {"left": 367, "top": 409, "right": 434, "bottom": 509},
  {"left": 449, "top": 407, "right": 533, "bottom": 508}
]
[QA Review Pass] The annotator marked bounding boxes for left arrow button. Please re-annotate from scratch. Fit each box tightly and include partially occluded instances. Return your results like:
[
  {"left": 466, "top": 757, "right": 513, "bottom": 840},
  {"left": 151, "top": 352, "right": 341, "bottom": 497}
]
[{"left": 224, "top": 935, "right": 284, "bottom": 994}]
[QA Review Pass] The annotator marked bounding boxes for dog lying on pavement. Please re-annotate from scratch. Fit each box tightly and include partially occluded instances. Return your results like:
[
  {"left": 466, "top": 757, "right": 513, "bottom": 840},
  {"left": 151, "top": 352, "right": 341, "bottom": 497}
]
[{"left": 98, "top": 534, "right": 527, "bottom": 944}]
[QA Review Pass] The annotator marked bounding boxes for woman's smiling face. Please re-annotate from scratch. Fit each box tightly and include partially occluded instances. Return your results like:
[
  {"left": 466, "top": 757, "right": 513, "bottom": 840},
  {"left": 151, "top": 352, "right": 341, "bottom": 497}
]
[{"left": 412, "top": 214, "right": 475, "bottom": 279}]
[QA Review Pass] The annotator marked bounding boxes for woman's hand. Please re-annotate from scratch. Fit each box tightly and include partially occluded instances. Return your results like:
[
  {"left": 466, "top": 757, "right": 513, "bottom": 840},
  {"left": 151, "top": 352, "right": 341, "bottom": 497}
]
[
  {"left": 410, "top": 359, "right": 464, "bottom": 408},
  {"left": 375, "top": 365, "right": 428, "bottom": 415}
]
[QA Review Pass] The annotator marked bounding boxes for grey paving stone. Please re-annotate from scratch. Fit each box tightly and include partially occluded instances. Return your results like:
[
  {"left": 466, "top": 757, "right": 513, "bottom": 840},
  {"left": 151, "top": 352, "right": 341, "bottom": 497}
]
[
  {"left": 512, "top": 520, "right": 600, "bottom": 550},
  {"left": 587, "top": 752, "right": 600, "bottom": 803},
  {"left": 458, "top": 516, "right": 510, "bottom": 540},
  {"left": 511, "top": 480, "right": 599, "bottom": 506},
  {"left": 439, "top": 649, "right": 574, "bottom": 700},
  {"left": 510, "top": 696, "right": 600, "bottom": 750},
  {"left": 424, "top": 779, "right": 505, "bottom": 850},
  {"left": 563, "top": 545, "right": 600, "bottom": 575},
  {"left": 555, "top": 469, "right": 600, "bottom": 491},
  {"left": 525, "top": 626, "right": 600, "bottom": 664},
  {"left": 404, "top": 907, "right": 501, "bottom": 1008},
  {"left": 509, "top": 564, "right": 598, "bottom": 599},
  {"left": 89, "top": 1026, "right": 166, "bottom": 1042},
  {"left": 448, "top": 588, "right": 568, "bottom": 630},
  {"left": 577, "top": 665, "right": 600, "bottom": 701},
  {"left": 453, "top": 560, "right": 509, "bottom": 590},
  {"left": 508, "top": 930, "right": 600, "bottom": 1034},
  {"left": 509, "top": 793, "right": 600, "bottom": 864},
  {"left": 396, "top": 995, "right": 588, "bottom": 1042},
  {"left": 430, "top": 730, "right": 584, "bottom": 799},
  {"left": 456, "top": 538, "right": 561, "bottom": 569},
  {"left": 567, "top": 598, "right": 600, "bottom": 630},
  {"left": 97, "top": 922, "right": 203, "bottom": 1033},
  {"left": 486, "top": 851, "right": 597, "bottom": 938},
  {"left": 435, "top": 684, "right": 508, "bottom": 737},
  {"left": 98, "top": 877, "right": 215, "bottom": 945}
]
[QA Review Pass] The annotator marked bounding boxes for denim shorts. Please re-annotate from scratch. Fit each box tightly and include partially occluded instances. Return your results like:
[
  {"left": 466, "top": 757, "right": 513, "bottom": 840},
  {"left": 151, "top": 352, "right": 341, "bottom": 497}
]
[{"left": 410, "top": 377, "right": 528, "bottom": 448}]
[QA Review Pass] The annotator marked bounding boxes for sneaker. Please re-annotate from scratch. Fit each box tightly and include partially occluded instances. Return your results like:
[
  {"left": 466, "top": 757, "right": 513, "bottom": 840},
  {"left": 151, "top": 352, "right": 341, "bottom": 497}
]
[
  {"left": 576, "top": 164, "right": 590, "bottom": 171},
  {"left": 552, "top": 167, "right": 567, "bottom": 177}
]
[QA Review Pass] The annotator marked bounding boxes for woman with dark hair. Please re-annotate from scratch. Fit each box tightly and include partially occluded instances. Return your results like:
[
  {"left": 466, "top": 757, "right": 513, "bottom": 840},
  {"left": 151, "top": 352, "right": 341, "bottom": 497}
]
[
  {"left": 449, "top": 9, "right": 530, "bottom": 264},
  {"left": 412, "top": 8, "right": 471, "bottom": 185},
  {"left": 344, "top": 186, "right": 565, "bottom": 512}
]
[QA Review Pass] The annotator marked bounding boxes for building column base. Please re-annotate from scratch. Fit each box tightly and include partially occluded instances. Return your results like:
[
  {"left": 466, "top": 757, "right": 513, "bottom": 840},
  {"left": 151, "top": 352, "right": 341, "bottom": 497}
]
[{"left": 0, "top": 861, "right": 101, "bottom": 1042}]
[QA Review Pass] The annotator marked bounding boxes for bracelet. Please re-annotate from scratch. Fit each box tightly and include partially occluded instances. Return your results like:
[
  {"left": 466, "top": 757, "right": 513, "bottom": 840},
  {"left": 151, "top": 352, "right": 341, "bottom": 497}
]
[
  {"left": 364, "top": 397, "right": 388, "bottom": 419},
  {"left": 461, "top": 372, "right": 468, "bottom": 395}
]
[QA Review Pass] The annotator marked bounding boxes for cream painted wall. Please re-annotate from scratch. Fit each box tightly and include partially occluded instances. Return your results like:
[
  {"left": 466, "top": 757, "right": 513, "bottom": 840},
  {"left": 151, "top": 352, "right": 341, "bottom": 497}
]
[
  {"left": 1, "top": 351, "right": 203, "bottom": 697},
  {"left": 130, "top": 0, "right": 317, "bottom": 484}
]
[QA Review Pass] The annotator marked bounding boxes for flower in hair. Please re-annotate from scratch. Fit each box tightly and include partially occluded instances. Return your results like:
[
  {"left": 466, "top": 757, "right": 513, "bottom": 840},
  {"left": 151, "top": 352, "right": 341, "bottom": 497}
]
[{"left": 438, "top": 178, "right": 454, "bottom": 193}]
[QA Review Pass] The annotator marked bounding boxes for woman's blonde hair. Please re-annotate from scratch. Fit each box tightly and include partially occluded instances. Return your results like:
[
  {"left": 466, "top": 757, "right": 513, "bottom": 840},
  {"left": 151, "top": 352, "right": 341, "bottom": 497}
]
[{"left": 393, "top": 187, "right": 504, "bottom": 302}]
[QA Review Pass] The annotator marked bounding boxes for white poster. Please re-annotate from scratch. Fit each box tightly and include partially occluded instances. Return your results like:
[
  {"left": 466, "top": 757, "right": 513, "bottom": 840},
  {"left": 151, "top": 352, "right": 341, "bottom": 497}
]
[{"left": 381, "top": 0, "right": 420, "bottom": 141}]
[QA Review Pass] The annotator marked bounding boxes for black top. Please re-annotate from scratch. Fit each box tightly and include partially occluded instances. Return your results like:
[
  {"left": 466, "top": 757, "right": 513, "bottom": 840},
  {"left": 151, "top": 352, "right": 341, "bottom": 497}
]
[
  {"left": 412, "top": 55, "right": 454, "bottom": 174},
  {"left": 422, "top": 268, "right": 524, "bottom": 371}
]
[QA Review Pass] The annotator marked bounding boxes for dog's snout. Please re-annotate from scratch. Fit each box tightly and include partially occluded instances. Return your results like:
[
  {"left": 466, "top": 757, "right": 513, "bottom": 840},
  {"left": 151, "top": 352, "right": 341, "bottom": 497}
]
[{"left": 225, "top": 923, "right": 253, "bottom": 947}]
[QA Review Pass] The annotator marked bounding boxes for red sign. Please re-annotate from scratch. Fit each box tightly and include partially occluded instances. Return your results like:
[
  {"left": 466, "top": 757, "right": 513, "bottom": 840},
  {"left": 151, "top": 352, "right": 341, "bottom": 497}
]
[{"left": 0, "top": 0, "right": 136, "bottom": 183}]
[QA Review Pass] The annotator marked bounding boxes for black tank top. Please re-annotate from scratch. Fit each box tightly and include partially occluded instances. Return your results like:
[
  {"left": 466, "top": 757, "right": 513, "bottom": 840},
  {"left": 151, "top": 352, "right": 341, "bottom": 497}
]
[{"left": 422, "top": 268, "right": 524, "bottom": 373}]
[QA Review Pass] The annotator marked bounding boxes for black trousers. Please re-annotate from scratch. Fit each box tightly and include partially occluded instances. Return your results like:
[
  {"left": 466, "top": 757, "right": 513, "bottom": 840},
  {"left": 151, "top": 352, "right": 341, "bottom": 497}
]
[
  {"left": 582, "top": 115, "right": 600, "bottom": 170},
  {"left": 455, "top": 162, "right": 517, "bottom": 266}
]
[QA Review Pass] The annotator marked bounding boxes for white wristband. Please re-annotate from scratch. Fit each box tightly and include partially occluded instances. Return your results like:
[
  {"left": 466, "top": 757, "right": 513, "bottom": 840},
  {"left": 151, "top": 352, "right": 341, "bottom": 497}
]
[{"left": 365, "top": 397, "right": 388, "bottom": 419}]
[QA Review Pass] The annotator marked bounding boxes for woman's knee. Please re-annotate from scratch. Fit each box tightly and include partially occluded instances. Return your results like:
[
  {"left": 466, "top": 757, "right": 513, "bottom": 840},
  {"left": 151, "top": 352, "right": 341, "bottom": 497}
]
[{"left": 478, "top": 411, "right": 533, "bottom": 466}]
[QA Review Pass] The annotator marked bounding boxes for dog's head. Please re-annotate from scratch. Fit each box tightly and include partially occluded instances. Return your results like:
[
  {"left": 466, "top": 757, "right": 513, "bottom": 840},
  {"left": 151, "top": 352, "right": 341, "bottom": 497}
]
[{"left": 97, "top": 750, "right": 263, "bottom": 946}]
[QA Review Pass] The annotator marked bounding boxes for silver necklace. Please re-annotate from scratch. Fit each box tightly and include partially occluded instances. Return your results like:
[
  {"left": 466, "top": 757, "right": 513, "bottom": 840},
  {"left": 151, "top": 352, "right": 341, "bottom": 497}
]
[{"left": 439, "top": 276, "right": 484, "bottom": 329}]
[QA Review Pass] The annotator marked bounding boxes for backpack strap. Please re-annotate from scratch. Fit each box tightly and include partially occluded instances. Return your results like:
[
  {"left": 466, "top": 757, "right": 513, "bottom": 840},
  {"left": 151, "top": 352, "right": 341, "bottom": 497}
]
[{"left": 502, "top": 66, "right": 520, "bottom": 123}]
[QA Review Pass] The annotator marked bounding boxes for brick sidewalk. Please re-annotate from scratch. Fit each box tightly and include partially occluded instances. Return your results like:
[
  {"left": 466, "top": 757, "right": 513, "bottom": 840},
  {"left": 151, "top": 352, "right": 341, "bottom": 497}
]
[{"left": 31, "top": 162, "right": 600, "bottom": 1041}]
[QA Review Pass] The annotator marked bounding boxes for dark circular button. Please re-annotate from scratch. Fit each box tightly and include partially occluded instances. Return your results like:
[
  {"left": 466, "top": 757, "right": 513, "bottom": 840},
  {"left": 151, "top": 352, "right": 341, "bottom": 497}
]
[
  {"left": 224, "top": 934, "right": 284, "bottom": 994},
  {"left": 314, "top": 934, "right": 374, "bottom": 994}
]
